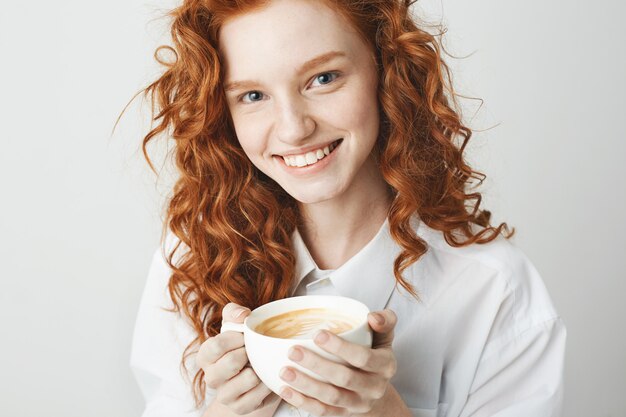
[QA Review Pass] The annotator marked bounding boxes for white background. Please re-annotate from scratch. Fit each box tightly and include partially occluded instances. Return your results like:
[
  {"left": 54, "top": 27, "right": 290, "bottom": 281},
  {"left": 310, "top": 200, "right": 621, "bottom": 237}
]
[{"left": 0, "top": 0, "right": 624, "bottom": 416}]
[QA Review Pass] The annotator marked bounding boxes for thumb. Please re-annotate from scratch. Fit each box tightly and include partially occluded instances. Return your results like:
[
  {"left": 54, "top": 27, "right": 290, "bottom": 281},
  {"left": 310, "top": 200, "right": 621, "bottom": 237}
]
[
  {"left": 221, "top": 302, "right": 251, "bottom": 324},
  {"left": 368, "top": 309, "right": 397, "bottom": 349}
]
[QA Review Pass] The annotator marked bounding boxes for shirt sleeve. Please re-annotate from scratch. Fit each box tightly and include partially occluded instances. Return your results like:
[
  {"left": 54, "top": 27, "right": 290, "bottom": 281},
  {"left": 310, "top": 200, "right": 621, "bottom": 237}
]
[
  {"left": 459, "top": 317, "right": 566, "bottom": 417},
  {"left": 458, "top": 245, "right": 567, "bottom": 417},
  {"left": 130, "top": 240, "right": 212, "bottom": 417}
]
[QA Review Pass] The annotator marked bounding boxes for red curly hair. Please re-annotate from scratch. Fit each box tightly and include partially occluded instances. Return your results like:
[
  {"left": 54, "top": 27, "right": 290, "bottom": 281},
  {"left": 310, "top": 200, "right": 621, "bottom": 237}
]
[{"left": 131, "top": 0, "right": 514, "bottom": 408}]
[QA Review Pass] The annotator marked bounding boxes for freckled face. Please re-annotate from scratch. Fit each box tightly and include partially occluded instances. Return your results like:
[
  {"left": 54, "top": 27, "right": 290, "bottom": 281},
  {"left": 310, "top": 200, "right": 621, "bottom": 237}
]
[{"left": 219, "top": 0, "right": 380, "bottom": 205}]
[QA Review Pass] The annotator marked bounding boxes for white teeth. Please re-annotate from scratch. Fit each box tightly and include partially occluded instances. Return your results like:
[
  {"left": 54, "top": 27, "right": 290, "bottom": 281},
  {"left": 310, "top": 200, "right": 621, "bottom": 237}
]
[
  {"left": 305, "top": 152, "right": 317, "bottom": 164},
  {"left": 295, "top": 155, "right": 307, "bottom": 167},
  {"left": 281, "top": 139, "right": 340, "bottom": 167}
]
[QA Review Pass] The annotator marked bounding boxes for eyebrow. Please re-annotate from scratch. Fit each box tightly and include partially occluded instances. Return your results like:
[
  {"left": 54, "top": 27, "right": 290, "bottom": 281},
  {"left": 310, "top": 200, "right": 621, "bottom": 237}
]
[{"left": 223, "top": 50, "right": 347, "bottom": 93}]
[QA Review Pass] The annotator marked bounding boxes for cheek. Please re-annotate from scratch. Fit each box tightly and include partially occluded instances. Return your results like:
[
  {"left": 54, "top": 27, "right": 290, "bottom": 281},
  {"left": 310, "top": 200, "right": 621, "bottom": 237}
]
[
  {"left": 356, "top": 92, "right": 380, "bottom": 133},
  {"left": 231, "top": 115, "right": 266, "bottom": 159},
  {"left": 330, "top": 82, "right": 379, "bottom": 135}
]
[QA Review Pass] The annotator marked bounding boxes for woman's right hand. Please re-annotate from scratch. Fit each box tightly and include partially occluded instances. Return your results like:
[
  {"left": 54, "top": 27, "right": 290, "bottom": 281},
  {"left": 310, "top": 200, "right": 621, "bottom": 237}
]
[{"left": 197, "top": 303, "right": 279, "bottom": 415}]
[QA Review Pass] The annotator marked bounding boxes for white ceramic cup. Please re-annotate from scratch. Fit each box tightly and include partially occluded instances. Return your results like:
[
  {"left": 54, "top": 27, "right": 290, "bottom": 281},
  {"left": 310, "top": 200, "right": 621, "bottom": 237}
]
[{"left": 220, "top": 295, "right": 373, "bottom": 395}]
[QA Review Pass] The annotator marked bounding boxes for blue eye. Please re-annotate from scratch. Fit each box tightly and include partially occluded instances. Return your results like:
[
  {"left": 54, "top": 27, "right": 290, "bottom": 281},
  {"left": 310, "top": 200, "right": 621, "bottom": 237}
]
[
  {"left": 237, "top": 72, "right": 339, "bottom": 104},
  {"left": 241, "top": 91, "right": 264, "bottom": 103},
  {"left": 311, "top": 72, "right": 338, "bottom": 87}
]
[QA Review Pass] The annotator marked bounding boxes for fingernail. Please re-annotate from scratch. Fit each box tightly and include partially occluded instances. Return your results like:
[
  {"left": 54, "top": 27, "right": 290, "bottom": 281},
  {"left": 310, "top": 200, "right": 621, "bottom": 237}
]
[
  {"left": 288, "top": 346, "right": 303, "bottom": 362},
  {"left": 280, "top": 367, "right": 296, "bottom": 382},
  {"left": 314, "top": 330, "right": 329, "bottom": 344},
  {"left": 371, "top": 312, "right": 385, "bottom": 325},
  {"left": 280, "top": 387, "right": 292, "bottom": 399}
]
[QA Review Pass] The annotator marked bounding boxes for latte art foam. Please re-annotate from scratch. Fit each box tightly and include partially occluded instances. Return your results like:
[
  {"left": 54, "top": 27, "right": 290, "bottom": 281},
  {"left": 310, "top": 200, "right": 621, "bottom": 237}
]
[{"left": 254, "top": 308, "right": 360, "bottom": 339}]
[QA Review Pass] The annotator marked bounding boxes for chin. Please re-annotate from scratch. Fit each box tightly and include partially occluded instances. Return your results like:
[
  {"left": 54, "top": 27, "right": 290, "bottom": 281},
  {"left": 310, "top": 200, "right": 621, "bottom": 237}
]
[
  {"left": 283, "top": 187, "right": 341, "bottom": 205},
  {"left": 288, "top": 193, "right": 331, "bottom": 205}
]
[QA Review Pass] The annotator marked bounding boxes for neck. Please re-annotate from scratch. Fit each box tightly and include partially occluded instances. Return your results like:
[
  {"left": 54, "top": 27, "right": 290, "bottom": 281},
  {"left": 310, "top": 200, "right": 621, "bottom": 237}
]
[{"left": 297, "top": 158, "right": 392, "bottom": 270}]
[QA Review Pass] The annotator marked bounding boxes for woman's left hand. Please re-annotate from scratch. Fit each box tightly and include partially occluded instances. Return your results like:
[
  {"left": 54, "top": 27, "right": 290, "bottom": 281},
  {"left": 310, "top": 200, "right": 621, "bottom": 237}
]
[{"left": 278, "top": 309, "right": 402, "bottom": 416}]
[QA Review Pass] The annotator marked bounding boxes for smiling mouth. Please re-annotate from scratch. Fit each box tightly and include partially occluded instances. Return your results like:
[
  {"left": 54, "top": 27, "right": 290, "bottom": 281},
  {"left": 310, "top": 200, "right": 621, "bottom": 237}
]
[{"left": 280, "top": 139, "right": 342, "bottom": 167}]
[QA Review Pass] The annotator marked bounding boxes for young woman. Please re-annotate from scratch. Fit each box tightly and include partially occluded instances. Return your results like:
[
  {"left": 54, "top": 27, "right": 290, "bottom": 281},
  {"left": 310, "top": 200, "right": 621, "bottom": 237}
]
[{"left": 130, "top": 0, "right": 566, "bottom": 416}]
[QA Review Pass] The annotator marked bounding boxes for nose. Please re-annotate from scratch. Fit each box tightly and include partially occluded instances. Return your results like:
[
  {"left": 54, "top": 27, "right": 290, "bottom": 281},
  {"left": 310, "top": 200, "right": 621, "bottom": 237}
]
[{"left": 274, "top": 95, "right": 316, "bottom": 145}]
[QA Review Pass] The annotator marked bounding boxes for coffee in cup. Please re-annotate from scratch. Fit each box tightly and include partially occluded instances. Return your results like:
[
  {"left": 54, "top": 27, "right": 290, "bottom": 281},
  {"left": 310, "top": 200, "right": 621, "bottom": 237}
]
[
  {"left": 220, "top": 295, "right": 373, "bottom": 395},
  {"left": 254, "top": 308, "right": 360, "bottom": 339}
]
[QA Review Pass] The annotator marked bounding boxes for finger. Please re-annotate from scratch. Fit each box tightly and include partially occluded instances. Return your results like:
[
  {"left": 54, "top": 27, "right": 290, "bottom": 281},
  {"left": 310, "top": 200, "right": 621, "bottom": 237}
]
[
  {"left": 230, "top": 383, "right": 277, "bottom": 415},
  {"left": 279, "top": 386, "right": 349, "bottom": 417},
  {"left": 257, "top": 392, "right": 282, "bottom": 410},
  {"left": 222, "top": 302, "right": 251, "bottom": 323},
  {"left": 203, "top": 347, "right": 249, "bottom": 389},
  {"left": 197, "top": 332, "right": 244, "bottom": 367},
  {"left": 278, "top": 366, "right": 366, "bottom": 412},
  {"left": 311, "top": 330, "right": 397, "bottom": 378},
  {"left": 368, "top": 309, "right": 398, "bottom": 348},
  {"left": 249, "top": 390, "right": 281, "bottom": 413},
  {"left": 286, "top": 344, "right": 390, "bottom": 396},
  {"left": 217, "top": 367, "right": 262, "bottom": 404}
]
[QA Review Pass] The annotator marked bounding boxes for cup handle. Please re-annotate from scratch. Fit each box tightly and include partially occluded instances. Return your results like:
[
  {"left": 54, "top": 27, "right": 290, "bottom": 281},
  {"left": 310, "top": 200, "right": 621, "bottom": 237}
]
[{"left": 220, "top": 321, "right": 246, "bottom": 334}]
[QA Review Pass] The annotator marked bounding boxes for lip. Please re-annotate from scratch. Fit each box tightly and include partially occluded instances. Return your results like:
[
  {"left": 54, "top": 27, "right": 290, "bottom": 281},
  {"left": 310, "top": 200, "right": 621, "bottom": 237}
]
[
  {"left": 274, "top": 138, "right": 342, "bottom": 157},
  {"left": 274, "top": 139, "right": 342, "bottom": 176}
]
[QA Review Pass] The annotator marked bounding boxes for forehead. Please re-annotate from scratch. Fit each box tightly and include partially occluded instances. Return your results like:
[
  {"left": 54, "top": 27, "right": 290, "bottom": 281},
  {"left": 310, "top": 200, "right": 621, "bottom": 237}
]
[{"left": 218, "top": 0, "right": 364, "bottom": 78}]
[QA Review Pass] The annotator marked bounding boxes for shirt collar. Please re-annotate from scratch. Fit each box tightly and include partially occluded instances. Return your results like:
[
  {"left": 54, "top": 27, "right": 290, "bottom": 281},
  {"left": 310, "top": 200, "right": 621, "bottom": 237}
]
[
  {"left": 290, "top": 217, "right": 415, "bottom": 313},
  {"left": 291, "top": 228, "right": 317, "bottom": 291}
]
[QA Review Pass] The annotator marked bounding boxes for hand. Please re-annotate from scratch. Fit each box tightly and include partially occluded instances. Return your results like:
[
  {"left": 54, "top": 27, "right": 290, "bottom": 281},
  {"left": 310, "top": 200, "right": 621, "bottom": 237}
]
[
  {"left": 196, "top": 302, "right": 279, "bottom": 415},
  {"left": 277, "top": 309, "right": 399, "bottom": 416}
]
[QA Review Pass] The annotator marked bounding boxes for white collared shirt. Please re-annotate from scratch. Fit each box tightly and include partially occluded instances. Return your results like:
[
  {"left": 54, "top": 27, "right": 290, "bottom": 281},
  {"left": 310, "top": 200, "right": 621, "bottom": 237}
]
[{"left": 131, "top": 218, "right": 566, "bottom": 417}]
